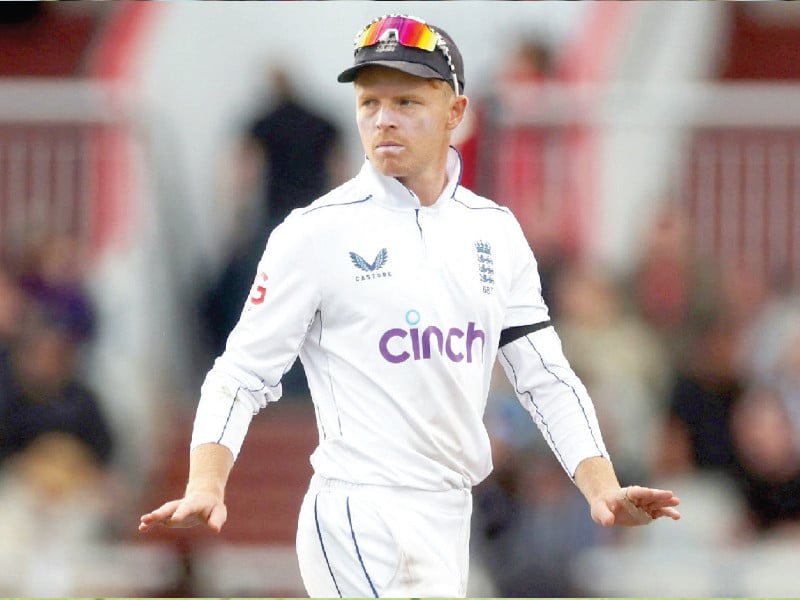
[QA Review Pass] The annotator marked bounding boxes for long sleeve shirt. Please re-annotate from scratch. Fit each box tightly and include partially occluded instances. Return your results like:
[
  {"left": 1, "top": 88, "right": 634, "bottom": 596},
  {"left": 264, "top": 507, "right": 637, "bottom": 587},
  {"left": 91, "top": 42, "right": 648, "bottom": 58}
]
[{"left": 191, "top": 147, "right": 608, "bottom": 491}]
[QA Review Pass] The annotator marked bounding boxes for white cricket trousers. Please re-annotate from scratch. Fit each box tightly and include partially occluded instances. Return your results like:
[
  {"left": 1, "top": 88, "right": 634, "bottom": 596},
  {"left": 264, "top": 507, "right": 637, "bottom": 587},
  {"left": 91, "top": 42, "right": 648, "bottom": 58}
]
[{"left": 296, "top": 474, "right": 473, "bottom": 598}]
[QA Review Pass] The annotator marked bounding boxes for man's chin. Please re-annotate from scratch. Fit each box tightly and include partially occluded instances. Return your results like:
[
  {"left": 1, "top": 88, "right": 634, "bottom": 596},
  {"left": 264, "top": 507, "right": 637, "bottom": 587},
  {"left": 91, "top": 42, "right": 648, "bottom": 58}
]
[{"left": 371, "top": 158, "right": 407, "bottom": 179}]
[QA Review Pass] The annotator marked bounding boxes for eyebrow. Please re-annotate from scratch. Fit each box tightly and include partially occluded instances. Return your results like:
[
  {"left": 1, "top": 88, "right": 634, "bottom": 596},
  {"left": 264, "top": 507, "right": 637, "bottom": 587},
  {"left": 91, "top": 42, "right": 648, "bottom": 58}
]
[{"left": 355, "top": 88, "right": 430, "bottom": 102}]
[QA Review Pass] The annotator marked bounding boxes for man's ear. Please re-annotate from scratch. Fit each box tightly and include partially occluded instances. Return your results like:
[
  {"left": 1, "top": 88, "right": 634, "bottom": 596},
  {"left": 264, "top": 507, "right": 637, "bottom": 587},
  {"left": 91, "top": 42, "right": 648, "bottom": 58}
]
[{"left": 446, "top": 94, "right": 469, "bottom": 131}]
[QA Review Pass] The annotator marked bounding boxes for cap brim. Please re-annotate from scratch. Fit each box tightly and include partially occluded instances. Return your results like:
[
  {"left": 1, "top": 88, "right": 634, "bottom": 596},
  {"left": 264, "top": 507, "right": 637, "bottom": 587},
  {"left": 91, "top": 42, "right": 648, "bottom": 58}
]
[{"left": 337, "top": 60, "right": 447, "bottom": 84}]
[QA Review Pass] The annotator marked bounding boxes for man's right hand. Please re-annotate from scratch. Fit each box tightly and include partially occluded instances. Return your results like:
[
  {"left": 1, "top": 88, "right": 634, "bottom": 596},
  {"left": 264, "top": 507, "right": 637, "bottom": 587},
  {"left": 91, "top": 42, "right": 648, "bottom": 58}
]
[{"left": 139, "top": 491, "right": 228, "bottom": 533}]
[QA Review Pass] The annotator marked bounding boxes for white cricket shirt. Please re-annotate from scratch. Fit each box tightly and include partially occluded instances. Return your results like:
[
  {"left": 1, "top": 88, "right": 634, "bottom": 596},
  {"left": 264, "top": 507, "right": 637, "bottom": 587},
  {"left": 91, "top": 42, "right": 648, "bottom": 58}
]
[{"left": 192, "top": 148, "right": 608, "bottom": 491}]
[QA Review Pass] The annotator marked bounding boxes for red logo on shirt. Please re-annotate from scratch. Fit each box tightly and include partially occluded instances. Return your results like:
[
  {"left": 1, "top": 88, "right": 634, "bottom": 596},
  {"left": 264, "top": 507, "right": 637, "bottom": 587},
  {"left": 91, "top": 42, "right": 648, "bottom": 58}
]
[{"left": 249, "top": 272, "right": 268, "bottom": 305}]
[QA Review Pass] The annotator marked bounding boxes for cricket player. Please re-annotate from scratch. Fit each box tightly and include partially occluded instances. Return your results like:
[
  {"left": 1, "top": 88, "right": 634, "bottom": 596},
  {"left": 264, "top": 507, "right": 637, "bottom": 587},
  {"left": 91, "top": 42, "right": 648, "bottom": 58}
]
[{"left": 140, "top": 14, "right": 681, "bottom": 598}]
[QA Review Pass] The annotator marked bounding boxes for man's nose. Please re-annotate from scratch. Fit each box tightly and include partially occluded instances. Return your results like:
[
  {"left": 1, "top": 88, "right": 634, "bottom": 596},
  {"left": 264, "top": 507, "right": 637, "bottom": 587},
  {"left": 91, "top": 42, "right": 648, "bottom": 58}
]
[{"left": 375, "top": 105, "right": 396, "bottom": 129}]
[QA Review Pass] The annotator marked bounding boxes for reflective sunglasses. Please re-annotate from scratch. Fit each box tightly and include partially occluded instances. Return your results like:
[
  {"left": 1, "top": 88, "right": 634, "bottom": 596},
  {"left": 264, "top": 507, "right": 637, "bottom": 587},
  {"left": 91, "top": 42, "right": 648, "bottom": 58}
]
[{"left": 353, "top": 15, "right": 460, "bottom": 95}]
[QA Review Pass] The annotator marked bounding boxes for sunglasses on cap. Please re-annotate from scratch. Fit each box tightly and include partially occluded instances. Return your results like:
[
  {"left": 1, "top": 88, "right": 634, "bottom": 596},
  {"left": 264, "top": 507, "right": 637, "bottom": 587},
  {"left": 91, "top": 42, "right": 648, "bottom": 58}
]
[{"left": 353, "top": 15, "right": 461, "bottom": 95}]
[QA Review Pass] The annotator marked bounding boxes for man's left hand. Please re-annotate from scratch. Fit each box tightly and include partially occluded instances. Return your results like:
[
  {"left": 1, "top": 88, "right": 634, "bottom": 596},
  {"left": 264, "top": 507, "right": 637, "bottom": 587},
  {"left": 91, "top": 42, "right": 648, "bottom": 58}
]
[{"left": 591, "top": 485, "right": 681, "bottom": 527}]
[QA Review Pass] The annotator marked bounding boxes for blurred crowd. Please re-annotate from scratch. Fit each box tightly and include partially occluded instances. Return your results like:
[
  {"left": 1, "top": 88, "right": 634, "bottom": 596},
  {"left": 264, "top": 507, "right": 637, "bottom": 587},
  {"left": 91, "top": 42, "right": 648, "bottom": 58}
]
[
  {"left": 0, "top": 234, "right": 127, "bottom": 596},
  {"left": 467, "top": 36, "right": 800, "bottom": 598},
  {"left": 473, "top": 201, "right": 800, "bottom": 596}
]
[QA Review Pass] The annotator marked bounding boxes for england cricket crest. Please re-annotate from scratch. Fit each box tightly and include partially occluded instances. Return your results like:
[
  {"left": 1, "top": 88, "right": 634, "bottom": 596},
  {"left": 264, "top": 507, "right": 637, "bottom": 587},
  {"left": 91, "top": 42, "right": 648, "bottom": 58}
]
[{"left": 475, "top": 240, "right": 494, "bottom": 294}]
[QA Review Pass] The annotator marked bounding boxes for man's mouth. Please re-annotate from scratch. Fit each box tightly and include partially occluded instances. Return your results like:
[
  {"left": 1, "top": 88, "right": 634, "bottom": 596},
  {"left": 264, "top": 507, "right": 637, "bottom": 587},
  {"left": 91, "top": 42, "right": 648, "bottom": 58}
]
[{"left": 376, "top": 141, "right": 403, "bottom": 153}]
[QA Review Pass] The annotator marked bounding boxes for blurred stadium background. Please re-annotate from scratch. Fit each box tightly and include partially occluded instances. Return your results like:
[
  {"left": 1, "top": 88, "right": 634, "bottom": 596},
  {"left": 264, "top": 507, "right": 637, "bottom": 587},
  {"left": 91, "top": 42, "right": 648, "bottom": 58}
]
[{"left": 1, "top": 1, "right": 800, "bottom": 597}]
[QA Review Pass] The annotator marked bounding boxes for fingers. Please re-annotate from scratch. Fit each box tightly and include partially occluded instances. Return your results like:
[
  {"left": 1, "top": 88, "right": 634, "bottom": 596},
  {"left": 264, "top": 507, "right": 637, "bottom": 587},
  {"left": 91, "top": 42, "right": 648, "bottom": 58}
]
[
  {"left": 617, "top": 487, "right": 653, "bottom": 525},
  {"left": 591, "top": 488, "right": 649, "bottom": 527},
  {"left": 138, "top": 499, "right": 183, "bottom": 532},
  {"left": 621, "top": 486, "right": 682, "bottom": 522},
  {"left": 168, "top": 499, "right": 205, "bottom": 527},
  {"left": 206, "top": 503, "right": 228, "bottom": 533},
  {"left": 625, "top": 485, "right": 680, "bottom": 506},
  {"left": 651, "top": 506, "right": 682, "bottom": 521},
  {"left": 590, "top": 501, "right": 616, "bottom": 527},
  {"left": 138, "top": 495, "right": 228, "bottom": 533}
]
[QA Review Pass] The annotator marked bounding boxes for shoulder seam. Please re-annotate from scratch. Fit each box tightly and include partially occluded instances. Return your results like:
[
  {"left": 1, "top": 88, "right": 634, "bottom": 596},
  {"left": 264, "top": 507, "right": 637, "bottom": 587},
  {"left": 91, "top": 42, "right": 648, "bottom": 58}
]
[
  {"left": 452, "top": 195, "right": 510, "bottom": 213},
  {"left": 302, "top": 194, "right": 373, "bottom": 215}
]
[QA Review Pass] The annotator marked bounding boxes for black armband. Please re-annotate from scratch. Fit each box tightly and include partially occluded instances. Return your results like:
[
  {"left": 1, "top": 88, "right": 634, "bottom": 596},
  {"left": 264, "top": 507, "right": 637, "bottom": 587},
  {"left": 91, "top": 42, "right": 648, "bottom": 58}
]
[{"left": 498, "top": 320, "right": 552, "bottom": 347}]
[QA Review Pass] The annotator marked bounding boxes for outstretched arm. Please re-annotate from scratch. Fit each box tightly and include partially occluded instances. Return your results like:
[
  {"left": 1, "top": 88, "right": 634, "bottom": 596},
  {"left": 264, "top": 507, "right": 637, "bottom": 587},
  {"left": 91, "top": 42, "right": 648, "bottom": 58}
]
[
  {"left": 139, "top": 442, "right": 234, "bottom": 533},
  {"left": 574, "top": 456, "right": 681, "bottom": 527}
]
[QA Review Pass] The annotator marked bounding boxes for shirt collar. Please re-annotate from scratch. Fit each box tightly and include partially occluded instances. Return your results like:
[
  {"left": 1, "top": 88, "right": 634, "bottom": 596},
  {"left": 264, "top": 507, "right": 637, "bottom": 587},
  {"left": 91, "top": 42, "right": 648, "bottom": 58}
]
[{"left": 358, "top": 146, "right": 463, "bottom": 210}]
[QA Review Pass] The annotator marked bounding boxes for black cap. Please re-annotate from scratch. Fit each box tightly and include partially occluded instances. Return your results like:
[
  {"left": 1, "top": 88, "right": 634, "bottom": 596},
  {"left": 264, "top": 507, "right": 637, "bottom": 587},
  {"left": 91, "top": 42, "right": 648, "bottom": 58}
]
[{"left": 337, "top": 16, "right": 465, "bottom": 94}]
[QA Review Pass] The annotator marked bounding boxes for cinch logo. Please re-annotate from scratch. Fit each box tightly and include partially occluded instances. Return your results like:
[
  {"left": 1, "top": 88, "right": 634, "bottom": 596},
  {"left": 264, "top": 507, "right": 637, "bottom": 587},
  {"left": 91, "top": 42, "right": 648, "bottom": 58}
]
[{"left": 379, "top": 309, "right": 486, "bottom": 364}]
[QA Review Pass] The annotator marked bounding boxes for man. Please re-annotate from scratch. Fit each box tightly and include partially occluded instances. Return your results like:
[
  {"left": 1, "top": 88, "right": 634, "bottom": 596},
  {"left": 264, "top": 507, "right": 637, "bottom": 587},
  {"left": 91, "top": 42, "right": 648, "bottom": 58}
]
[{"left": 140, "top": 14, "right": 680, "bottom": 598}]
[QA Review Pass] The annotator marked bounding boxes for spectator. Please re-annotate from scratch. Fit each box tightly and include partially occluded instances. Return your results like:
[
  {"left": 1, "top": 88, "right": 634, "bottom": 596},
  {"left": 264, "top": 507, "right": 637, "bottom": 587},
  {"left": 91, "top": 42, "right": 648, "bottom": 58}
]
[
  {"left": 486, "top": 38, "right": 569, "bottom": 310},
  {"left": 627, "top": 204, "right": 720, "bottom": 364},
  {"left": 245, "top": 65, "right": 346, "bottom": 233},
  {"left": 734, "top": 290, "right": 800, "bottom": 438},
  {"left": 0, "top": 286, "right": 113, "bottom": 467},
  {"left": 0, "top": 233, "right": 109, "bottom": 462},
  {"left": 0, "top": 431, "right": 115, "bottom": 596},
  {"left": 552, "top": 262, "right": 671, "bottom": 483},
  {"left": 197, "top": 65, "right": 345, "bottom": 397},
  {"left": 729, "top": 383, "right": 800, "bottom": 536},
  {"left": 652, "top": 309, "right": 744, "bottom": 478},
  {"left": 16, "top": 233, "right": 95, "bottom": 352}
]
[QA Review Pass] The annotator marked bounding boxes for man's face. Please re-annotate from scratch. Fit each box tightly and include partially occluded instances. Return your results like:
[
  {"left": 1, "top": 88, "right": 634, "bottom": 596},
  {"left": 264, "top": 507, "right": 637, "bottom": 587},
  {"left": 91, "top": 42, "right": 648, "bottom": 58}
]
[{"left": 354, "top": 66, "right": 465, "bottom": 186}]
